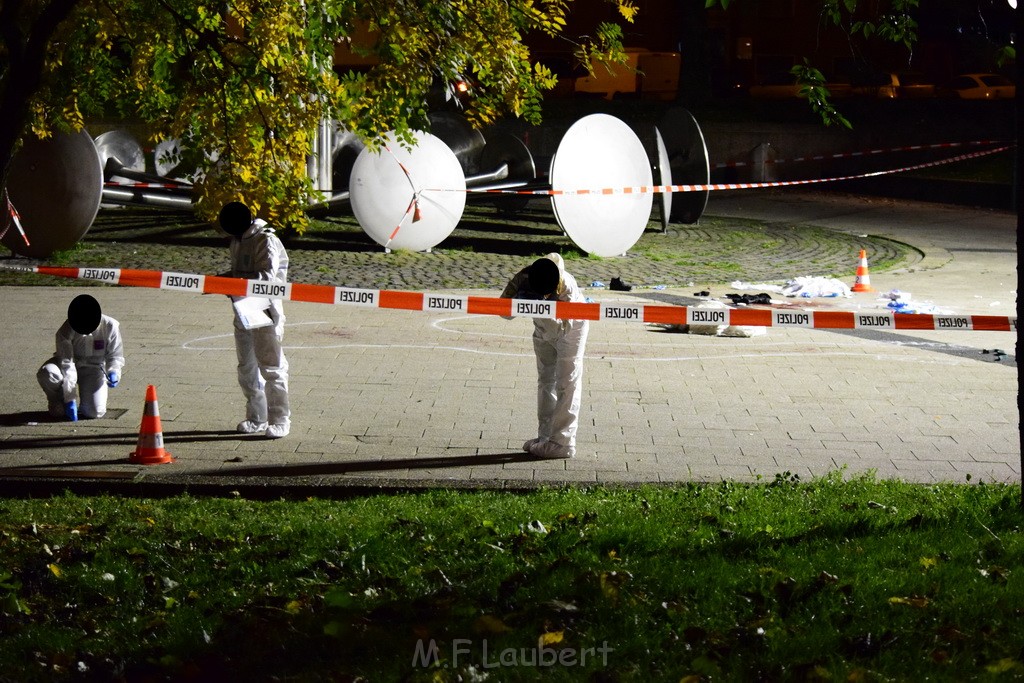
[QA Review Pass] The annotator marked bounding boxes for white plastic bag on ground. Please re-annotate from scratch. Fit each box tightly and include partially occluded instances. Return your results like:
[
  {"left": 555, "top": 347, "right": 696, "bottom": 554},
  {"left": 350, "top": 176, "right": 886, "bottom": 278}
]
[
  {"left": 781, "top": 276, "right": 852, "bottom": 298},
  {"left": 730, "top": 280, "right": 784, "bottom": 293},
  {"left": 880, "top": 289, "right": 954, "bottom": 314}
]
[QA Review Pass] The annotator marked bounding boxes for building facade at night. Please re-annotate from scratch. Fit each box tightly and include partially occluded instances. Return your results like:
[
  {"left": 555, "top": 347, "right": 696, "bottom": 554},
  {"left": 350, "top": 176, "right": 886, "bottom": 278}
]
[{"left": 525, "top": 0, "right": 1016, "bottom": 101}]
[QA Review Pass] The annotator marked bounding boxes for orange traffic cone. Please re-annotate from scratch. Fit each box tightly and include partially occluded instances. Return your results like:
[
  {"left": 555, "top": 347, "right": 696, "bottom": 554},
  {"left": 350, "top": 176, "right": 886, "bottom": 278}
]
[
  {"left": 130, "top": 385, "right": 174, "bottom": 465},
  {"left": 851, "top": 249, "right": 875, "bottom": 292}
]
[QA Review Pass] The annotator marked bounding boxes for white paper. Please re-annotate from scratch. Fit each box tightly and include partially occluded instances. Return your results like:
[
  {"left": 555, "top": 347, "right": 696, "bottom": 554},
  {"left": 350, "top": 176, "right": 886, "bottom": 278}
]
[{"left": 231, "top": 296, "right": 274, "bottom": 330}]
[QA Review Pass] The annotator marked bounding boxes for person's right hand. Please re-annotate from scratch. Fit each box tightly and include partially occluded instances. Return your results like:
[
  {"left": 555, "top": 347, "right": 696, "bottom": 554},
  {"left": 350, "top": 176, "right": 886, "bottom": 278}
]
[{"left": 65, "top": 400, "right": 78, "bottom": 422}]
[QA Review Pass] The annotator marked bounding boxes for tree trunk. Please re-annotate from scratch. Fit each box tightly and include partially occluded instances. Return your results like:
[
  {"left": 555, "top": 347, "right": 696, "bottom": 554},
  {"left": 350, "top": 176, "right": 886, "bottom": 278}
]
[{"left": 0, "top": 0, "right": 82, "bottom": 196}]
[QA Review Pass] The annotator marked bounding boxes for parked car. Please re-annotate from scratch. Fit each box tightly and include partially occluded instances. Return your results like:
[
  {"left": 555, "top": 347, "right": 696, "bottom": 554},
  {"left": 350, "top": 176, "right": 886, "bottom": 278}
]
[
  {"left": 843, "top": 70, "right": 935, "bottom": 99},
  {"left": 749, "top": 72, "right": 850, "bottom": 99},
  {"left": 748, "top": 72, "right": 804, "bottom": 98},
  {"left": 943, "top": 73, "right": 1015, "bottom": 99},
  {"left": 850, "top": 71, "right": 899, "bottom": 98},
  {"left": 894, "top": 72, "right": 936, "bottom": 98}
]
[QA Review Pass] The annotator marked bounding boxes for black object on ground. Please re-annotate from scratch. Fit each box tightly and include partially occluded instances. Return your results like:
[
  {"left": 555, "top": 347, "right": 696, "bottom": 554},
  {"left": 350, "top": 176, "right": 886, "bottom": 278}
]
[
  {"left": 610, "top": 277, "right": 633, "bottom": 292},
  {"left": 725, "top": 292, "right": 773, "bottom": 305}
]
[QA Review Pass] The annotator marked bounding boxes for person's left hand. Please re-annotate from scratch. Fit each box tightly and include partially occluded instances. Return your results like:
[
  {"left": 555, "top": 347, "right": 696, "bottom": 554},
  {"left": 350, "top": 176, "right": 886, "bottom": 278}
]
[{"left": 107, "top": 372, "right": 119, "bottom": 388}]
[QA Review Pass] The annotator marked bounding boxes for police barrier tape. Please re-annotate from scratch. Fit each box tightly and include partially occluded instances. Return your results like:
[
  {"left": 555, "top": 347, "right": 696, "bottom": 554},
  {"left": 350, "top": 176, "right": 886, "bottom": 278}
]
[
  {"left": 2, "top": 189, "right": 29, "bottom": 246},
  {"left": 15, "top": 265, "right": 1017, "bottom": 333},
  {"left": 461, "top": 145, "right": 1012, "bottom": 197},
  {"left": 712, "top": 139, "right": 1007, "bottom": 170},
  {"left": 104, "top": 181, "right": 192, "bottom": 190}
]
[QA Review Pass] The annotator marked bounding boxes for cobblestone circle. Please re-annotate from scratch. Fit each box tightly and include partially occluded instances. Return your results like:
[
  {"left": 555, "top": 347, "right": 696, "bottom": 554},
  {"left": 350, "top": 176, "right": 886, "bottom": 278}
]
[{"left": 0, "top": 198, "right": 918, "bottom": 291}]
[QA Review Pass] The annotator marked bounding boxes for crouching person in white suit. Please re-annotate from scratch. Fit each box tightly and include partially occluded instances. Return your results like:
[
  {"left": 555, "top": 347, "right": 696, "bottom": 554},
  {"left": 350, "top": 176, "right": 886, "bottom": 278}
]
[{"left": 37, "top": 294, "right": 124, "bottom": 421}]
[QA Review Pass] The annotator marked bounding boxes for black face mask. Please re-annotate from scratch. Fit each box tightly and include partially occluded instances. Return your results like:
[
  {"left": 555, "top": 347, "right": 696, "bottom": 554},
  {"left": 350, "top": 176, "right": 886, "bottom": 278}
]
[
  {"left": 68, "top": 295, "right": 101, "bottom": 335},
  {"left": 219, "top": 202, "right": 253, "bottom": 237},
  {"left": 526, "top": 258, "right": 560, "bottom": 297}
]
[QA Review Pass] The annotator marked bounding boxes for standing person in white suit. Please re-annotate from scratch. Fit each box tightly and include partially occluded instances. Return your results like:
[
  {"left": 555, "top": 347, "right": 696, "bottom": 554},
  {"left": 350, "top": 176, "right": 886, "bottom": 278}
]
[
  {"left": 219, "top": 201, "right": 291, "bottom": 439},
  {"left": 37, "top": 294, "right": 124, "bottom": 421},
  {"left": 502, "top": 253, "right": 590, "bottom": 459}
]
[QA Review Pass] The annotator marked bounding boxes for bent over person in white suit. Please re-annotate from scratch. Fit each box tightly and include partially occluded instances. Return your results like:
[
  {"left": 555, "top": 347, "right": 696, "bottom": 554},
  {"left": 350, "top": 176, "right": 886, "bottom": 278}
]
[
  {"left": 37, "top": 294, "right": 124, "bottom": 421},
  {"left": 502, "top": 253, "right": 590, "bottom": 459}
]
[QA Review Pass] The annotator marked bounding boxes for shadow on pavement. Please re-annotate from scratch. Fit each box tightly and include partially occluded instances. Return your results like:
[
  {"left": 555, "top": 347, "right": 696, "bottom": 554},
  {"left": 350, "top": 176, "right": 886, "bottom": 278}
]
[
  {"left": 163, "top": 430, "right": 246, "bottom": 443},
  {"left": 0, "top": 409, "right": 130, "bottom": 426},
  {"left": 193, "top": 451, "right": 535, "bottom": 477},
  {"left": 0, "top": 411, "right": 60, "bottom": 426},
  {"left": 0, "top": 429, "right": 242, "bottom": 450},
  {"left": 0, "top": 458, "right": 137, "bottom": 470},
  {"left": 0, "top": 432, "right": 140, "bottom": 448}
]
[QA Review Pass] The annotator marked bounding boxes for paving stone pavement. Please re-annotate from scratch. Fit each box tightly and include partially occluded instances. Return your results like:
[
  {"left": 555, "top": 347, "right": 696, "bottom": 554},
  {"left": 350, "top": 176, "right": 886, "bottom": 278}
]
[{"left": 0, "top": 190, "right": 1018, "bottom": 495}]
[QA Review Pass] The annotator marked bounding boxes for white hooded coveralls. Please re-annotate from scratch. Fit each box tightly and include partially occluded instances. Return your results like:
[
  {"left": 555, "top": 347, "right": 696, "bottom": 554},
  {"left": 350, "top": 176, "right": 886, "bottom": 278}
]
[
  {"left": 502, "top": 254, "right": 590, "bottom": 454},
  {"left": 37, "top": 315, "right": 125, "bottom": 419},
  {"left": 230, "top": 219, "right": 291, "bottom": 427}
]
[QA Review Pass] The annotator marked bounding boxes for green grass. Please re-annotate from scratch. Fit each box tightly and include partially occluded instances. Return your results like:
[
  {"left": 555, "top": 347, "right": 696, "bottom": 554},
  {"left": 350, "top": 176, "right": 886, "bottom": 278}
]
[
  {"left": 1, "top": 474, "right": 1022, "bottom": 681},
  {"left": 46, "top": 243, "right": 97, "bottom": 265}
]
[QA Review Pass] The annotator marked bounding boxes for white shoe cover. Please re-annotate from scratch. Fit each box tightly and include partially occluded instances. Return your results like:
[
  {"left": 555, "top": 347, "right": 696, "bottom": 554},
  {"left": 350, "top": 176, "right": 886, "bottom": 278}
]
[
  {"left": 237, "top": 420, "right": 268, "bottom": 434},
  {"left": 522, "top": 438, "right": 543, "bottom": 453},
  {"left": 529, "top": 440, "right": 573, "bottom": 459},
  {"left": 266, "top": 423, "right": 290, "bottom": 439}
]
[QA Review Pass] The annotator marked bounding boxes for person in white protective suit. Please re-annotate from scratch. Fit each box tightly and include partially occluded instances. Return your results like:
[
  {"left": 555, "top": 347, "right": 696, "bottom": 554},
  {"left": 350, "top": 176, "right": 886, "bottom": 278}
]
[
  {"left": 219, "top": 201, "right": 291, "bottom": 439},
  {"left": 37, "top": 294, "right": 124, "bottom": 421},
  {"left": 502, "top": 254, "right": 590, "bottom": 459}
]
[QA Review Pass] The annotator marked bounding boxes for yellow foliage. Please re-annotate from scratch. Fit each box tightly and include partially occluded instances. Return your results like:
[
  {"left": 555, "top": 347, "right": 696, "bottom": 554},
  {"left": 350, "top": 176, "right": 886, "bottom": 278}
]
[
  {"left": 888, "top": 595, "right": 930, "bottom": 608},
  {"left": 538, "top": 630, "right": 564, "bottom": 647},
  {"left": 986, "top": 659, "right": 1024, "bottom": 674},
  {"left": 15, "top": 0, "right": 622, "bottom": 234}
]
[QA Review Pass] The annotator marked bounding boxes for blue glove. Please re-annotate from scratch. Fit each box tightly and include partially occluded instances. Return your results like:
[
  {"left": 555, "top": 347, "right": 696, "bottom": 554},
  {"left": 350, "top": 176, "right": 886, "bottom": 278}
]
[
  {"left": 65, "top": 400, "right": 78, "bottom": 422},
  {"left": 107, "top": 372, "right": 119, "bottom": 388}
]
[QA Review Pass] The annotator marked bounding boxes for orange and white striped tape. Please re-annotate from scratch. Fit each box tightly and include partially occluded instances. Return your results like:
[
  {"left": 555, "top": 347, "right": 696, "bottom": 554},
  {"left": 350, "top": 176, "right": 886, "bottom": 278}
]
[
  {"left": 12, "top": 265, "right": 1016, "bottom": 332},
  {"left": 461, "top": 145, "right": 1012, "bottom": 196},
  {"left": 712, "top": 139, "right": 1008, "bottom": 169},
  {"left": 104, "top": 181, "right": 191, "bottom": 190}
]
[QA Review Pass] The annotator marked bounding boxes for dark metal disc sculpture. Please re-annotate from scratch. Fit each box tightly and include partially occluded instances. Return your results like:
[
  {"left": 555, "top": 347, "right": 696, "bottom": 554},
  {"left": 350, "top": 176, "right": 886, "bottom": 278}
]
[
  {"left": 2, "top": 130, "right": 103, "bottom": 258},
  {"left": 654, "top": 127, "right": 672, "bottom": 231},
  {"left": 656, "top": 107, "right": 710, "bottom": 225},
  {"left": 349, "top": 131, "right": 467, "bottom": 252},
  {"left": 476, "top": 133, "right": 536, "bottom": 213},
  {"left": 549, "top": 114, "right": 653, "bottom": 257},
  {"left": 331, "top": 126, "right": 366, "bottom": 193},
  {"left": 94, "top": 130, "right": 146, "bottom": 179},
  {"left": 427, "top": 111, "right": 486, "bottom": 176}
]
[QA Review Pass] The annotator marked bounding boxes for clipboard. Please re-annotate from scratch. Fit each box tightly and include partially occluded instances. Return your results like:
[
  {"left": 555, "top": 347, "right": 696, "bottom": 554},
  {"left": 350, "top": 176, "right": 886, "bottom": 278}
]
[{"left": 231, "top": 296, "right": 274, "bottom": 330}]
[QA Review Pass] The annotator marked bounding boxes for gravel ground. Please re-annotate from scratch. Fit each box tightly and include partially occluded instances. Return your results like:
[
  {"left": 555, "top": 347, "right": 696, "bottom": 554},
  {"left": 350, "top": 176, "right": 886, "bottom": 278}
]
[{"left": 0, "top": 195, "right": 916, "bottom": 291}]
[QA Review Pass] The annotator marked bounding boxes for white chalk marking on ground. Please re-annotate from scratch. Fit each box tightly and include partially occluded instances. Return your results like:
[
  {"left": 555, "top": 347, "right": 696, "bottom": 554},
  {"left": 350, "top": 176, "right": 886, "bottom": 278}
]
[
  {"left": 181, "top": 321, "right": 532, "bottom": 357},
  {"left": 179, "top": 320, "right": 972, "bottom": 366}
]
